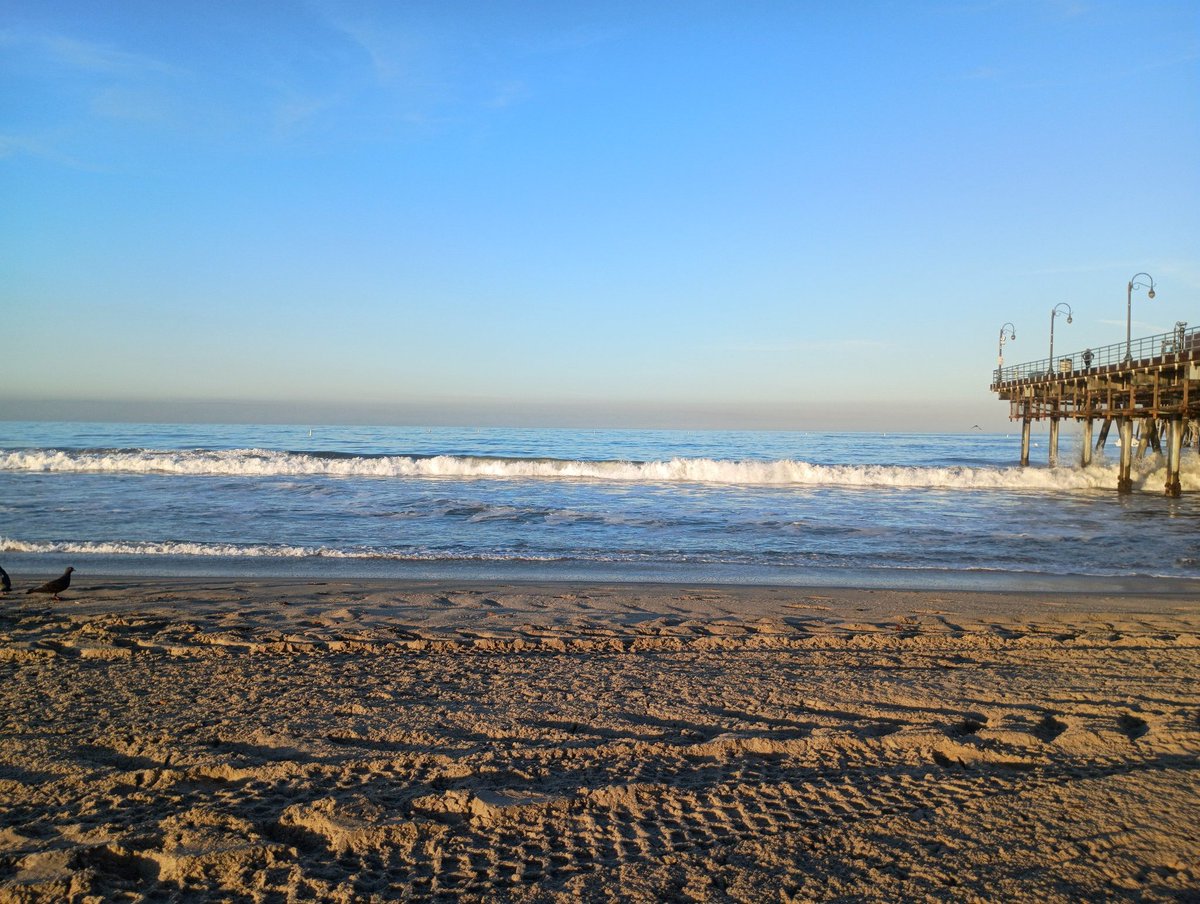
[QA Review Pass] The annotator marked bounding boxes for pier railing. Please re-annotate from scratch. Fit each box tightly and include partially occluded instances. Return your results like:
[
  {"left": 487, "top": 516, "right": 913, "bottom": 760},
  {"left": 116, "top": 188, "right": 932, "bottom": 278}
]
[{"left": 992, "top": 323, "right": 1198, "bottom": 385}]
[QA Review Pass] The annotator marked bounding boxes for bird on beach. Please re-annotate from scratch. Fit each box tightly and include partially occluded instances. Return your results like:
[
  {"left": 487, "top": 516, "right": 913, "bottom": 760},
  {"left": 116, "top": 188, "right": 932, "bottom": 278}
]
[
  {"left": 0, "top": 565, "right": 10, "bottom": 593},
  {"left": 26, "top": 567, "right": 74, "bottom": 600}
]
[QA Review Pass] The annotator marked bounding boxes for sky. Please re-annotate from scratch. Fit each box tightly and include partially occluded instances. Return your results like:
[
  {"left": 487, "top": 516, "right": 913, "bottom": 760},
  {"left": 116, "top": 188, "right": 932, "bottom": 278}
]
[{"left": 1, "top": 0, "right": 1197, "bottom": 431}]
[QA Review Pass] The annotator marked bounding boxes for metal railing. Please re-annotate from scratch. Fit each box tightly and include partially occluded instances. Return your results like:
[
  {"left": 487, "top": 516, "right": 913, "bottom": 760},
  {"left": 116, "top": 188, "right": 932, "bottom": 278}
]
[{"left": 993, "top": 323, "right": 1198, "bottom": 385}]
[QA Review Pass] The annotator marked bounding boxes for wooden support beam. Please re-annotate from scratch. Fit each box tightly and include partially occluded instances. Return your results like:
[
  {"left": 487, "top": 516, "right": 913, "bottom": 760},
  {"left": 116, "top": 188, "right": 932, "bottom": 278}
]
[
  {"left": 1118, "top": 418, "right": 1134, "bottom": 494},
  {"left": 1166, "top": 418, "right": 1184, "bottom": 498},
  {"left": 1081, "top": 418, "right": 1093, "bottom": 467},
  {"left": 1136, "top": 420, "right": 1152, "bottom": 461}
]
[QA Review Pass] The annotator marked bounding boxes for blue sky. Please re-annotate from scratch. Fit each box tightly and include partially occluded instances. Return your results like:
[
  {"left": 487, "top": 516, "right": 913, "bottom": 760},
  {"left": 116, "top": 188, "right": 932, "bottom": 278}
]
[{"left": 2, "top": 0, "right": 1197, "bottom": 430}]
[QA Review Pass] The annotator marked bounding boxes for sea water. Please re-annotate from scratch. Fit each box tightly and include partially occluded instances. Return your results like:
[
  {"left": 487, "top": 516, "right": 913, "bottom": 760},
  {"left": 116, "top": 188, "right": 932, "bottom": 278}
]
[{"left": 2, "top": 422, "right": 1198, "bottom": 591}]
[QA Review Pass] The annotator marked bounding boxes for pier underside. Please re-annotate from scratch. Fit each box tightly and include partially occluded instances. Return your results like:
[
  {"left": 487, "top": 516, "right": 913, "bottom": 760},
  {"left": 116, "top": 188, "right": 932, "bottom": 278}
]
[{"left": 992, "top": 345, "right": 1199, "bottom": 496}]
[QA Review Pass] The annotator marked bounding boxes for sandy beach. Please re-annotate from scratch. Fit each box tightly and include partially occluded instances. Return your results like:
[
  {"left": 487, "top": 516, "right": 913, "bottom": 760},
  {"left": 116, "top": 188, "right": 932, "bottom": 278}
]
[{"left": 1, "top": 576, "right": 1197, "bottom": 902}]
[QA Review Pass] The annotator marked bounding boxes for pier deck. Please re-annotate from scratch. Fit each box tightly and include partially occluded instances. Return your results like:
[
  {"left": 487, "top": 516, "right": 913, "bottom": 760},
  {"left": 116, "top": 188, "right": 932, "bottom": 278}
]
[{"left": 990, "top": 323, "right": 1199, "bottom": 495}]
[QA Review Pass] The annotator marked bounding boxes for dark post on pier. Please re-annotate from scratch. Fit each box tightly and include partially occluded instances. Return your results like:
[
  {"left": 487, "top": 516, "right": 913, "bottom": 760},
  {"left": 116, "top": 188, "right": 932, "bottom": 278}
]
[{"left": 991, "top": 322, "right": 1199, "bottom": 496}]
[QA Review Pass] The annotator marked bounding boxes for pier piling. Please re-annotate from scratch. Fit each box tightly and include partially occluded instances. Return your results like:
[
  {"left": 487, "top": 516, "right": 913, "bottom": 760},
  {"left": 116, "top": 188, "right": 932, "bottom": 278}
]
[
  {"left": 1118, "top": 418, "right": 1134, "bottom": 494},
  {"left": 1166, "top": 418, "right": 1185, "bottom": 497},
  {"left": 1048, "top": 418, "right": 1060, "bottom": 467},
  {"left": 1081, "top": 418, "right": 1093, "bottom": 467}
]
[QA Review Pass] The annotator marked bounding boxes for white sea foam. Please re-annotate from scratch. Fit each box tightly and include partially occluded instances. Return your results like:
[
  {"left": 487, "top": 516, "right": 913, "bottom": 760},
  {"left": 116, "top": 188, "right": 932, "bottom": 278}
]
[
  {"left": 0, "top": 537, "right": 560, "bottom": 561},
  {"left": 1, "top": 448, "right": 1194, "bottom": 492},
  {"left": 0, "top": 538, "right": 342, "bottom": 557}
]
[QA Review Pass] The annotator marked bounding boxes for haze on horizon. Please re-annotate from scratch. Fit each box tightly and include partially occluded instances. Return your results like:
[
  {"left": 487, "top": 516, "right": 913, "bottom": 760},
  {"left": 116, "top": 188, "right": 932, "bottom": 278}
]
[{"left": 2, "top": 1, "right": 1197, "bottom": 433}]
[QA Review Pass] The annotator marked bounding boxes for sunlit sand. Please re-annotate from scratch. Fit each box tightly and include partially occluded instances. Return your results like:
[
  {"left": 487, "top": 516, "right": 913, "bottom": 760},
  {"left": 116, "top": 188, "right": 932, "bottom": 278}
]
[{"left": 2, "top": 578, "right": 1196, "bottom": 901}]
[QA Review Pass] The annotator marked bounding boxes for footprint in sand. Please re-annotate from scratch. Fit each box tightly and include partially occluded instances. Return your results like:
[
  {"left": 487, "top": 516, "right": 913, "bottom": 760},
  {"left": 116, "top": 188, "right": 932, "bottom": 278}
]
[
  {"left": 1032, "top": 714, "right": 1068, "bottom": 743},
  {"left": 948, "top": 716, "right": 987, "bottom": 737},
  {"left": 1116, "top": 713, "right": 1149, "bottom": 741}
]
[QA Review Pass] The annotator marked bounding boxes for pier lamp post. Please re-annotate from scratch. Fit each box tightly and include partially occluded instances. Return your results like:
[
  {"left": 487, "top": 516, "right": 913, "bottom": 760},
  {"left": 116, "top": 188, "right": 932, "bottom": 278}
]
[
  {"left": 997, "top": 323, "right": 1016, "bottom": 379},
  {"left": 1126, "top": 273, "right": 1156, "bottom": 362},
  {"left": 1049, "top": 303, "right": 1073, "bottom": 375}
]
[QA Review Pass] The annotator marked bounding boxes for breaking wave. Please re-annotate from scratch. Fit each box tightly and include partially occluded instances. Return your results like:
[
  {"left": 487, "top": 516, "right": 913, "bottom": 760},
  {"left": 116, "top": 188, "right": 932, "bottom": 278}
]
[
  {"left": 1, "top": 447, "right": 1194, "bottom": 492},
  {"left": 0, "top": 537, "right": 560, "bottom": 561}
]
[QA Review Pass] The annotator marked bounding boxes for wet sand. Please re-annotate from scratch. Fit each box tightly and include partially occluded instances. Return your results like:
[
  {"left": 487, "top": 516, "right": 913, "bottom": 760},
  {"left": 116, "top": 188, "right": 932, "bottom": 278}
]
[{"left": 1, "top": 577, "right": 1198, "bottom": 901}]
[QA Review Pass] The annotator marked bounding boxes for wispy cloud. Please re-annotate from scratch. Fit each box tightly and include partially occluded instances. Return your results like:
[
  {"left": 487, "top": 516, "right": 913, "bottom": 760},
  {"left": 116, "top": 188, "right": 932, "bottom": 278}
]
[
  {"left": 310, "top": 9, "right": 429, "bottom": 87},
  {"left": 0, "top": 25, "right": 192, "bottom": 164},
  {"left": 308, "top": 2, "right": 544, "bottom": 120},
  {"left": 273, "top": 93, "right": 339, "bottom": 134},
  {"left": 89, "top": 86, "right": 174, "bottom": 123},
  {"left": 0, "top": 131, "right": 103, "bottom": 170},
  {"left": 0, "top": 27, "right": 179, "bottom": 76}
]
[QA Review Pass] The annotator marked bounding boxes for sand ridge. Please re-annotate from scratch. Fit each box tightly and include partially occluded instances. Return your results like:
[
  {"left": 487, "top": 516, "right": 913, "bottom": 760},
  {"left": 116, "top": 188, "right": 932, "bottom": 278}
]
[{"left": 1, "top": 578, "right": 1198, "bottom": 901}]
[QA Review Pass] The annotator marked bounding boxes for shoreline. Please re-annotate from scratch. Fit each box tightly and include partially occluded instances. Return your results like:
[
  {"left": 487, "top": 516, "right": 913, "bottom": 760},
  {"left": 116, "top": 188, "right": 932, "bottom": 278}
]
[
  {"left": 2, "top": 578, "right": 1197, "bottom": 901},
  {"left": 6, "top": 553, "right": 1200, "bottom": 595},
  {"left": 5, "top": 573, "right": 1200, "bottom": 624}
]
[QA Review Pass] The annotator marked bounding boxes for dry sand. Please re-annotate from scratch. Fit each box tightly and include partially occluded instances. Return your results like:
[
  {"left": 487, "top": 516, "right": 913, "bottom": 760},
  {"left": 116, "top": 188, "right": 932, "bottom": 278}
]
[{"left": 0, "top": 576, "right": 1197, "bottom": 902}]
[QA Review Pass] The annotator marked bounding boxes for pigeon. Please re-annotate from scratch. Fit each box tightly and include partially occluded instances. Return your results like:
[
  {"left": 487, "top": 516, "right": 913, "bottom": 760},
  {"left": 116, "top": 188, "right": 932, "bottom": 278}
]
[
  {"left": 0, "top": 565, "right": 10, "bottom": 593},
  {"left": 26, "top": 567, "right": 74, "bottom": 600}
]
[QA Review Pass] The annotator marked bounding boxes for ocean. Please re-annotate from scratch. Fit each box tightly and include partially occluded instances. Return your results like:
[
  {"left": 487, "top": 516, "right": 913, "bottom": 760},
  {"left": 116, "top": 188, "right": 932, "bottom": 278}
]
[{"left": 2, "top": 422, "right": 1198, "bottom": 591}]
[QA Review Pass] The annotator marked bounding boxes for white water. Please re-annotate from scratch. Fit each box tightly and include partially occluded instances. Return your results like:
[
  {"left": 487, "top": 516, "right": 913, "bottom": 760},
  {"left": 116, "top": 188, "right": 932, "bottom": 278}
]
[
  {"left": 3, "top": 448, "right": 1195, "bottom": 492},
  {"left": 0, "top": 537, "right": 560, "bottom": 561}
]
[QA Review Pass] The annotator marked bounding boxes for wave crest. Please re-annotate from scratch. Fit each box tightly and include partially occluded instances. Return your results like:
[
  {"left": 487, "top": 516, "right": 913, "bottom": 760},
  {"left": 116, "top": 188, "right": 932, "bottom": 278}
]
[
  {"left": 1, "top": 448, "right": 1193, "bottom": 491},
  {"left": 0, "top": 537, "right": 561, "bottom": 561}
]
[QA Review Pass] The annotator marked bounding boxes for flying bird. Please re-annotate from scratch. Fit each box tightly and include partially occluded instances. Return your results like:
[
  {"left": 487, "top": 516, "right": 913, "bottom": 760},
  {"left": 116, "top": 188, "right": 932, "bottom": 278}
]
[
  {"left": 0, "top": 565, "right": 10, "bottom": 593},
  {"left": 26, "top": 567, "right": 75, "bottom": 600}
]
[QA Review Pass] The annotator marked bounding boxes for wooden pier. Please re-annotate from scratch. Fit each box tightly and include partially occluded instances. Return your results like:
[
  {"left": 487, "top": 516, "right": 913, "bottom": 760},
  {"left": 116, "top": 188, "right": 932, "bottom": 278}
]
[{"left": 991, "top": 322, "right": 1199, "bottom": 496}]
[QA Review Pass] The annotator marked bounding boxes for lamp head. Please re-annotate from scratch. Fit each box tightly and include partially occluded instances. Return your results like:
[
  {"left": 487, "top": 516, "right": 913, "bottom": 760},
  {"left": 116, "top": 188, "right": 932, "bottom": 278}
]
[
  {"left": 1066, "top": 314, "right": 1072, "bottom": 324},
  {"left": 1148, "top": 288, "right": 1156, "bottom": 300}
]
